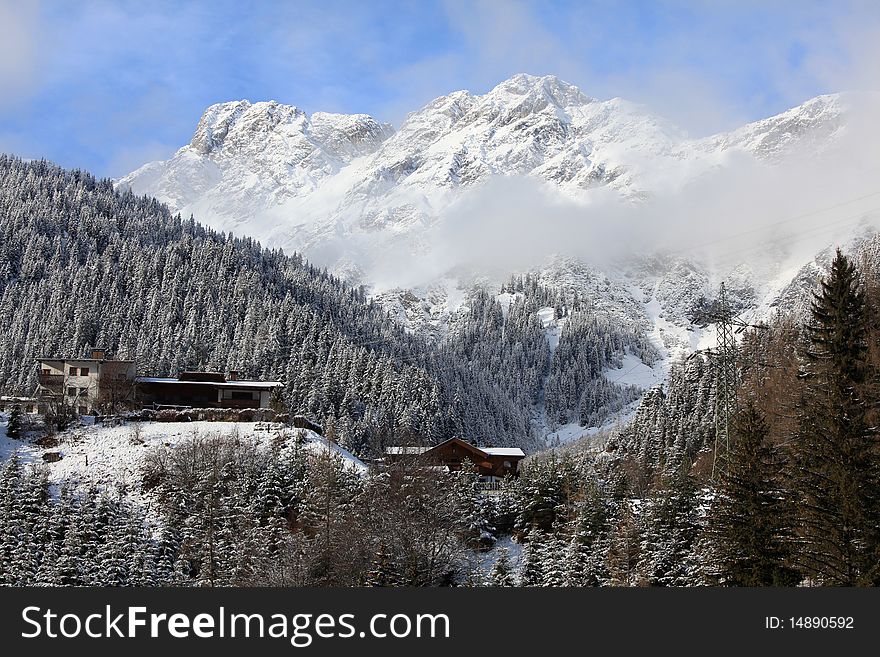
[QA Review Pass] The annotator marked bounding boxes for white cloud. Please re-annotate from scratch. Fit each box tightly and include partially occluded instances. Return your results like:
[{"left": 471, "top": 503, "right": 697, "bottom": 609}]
[{"left": 361, "top": 90, "right": 880, "bottom": 289}]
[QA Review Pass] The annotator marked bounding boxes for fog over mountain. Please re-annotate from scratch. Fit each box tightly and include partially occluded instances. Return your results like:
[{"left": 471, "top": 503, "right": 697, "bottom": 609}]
[{"left": 119, "top": 74, "right": 879, "bottom": 286}]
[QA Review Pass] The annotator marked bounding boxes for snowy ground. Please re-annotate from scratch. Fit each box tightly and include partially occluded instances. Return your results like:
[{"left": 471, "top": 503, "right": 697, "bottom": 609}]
[
  {"left": 542, "top": 422, "right": 593, "bottom": 446},
  {"left": 536, "top": 305, "right": 566, "bottom": 352},
  {"left": 541, "top": 394, "right": 642, "bottom": 450},
  {"left": 0, "top": 416, "right": 366, "bottom": 503},
  {"left": 602, "top": 352, "right": 664, "bottom": 389},
  {"left": 471, "top": 534, "right": 524, "bottom": 583},
  {"left": 495, "top": 291, "right": 523, "bottom": 319}
]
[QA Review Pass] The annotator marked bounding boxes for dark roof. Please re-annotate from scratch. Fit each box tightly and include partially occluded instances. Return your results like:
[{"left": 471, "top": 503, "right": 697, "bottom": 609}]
[
  {"left": 36, "top": 357, "right": 135, "bottom": 363},
  {"left": 178, "top": 371, "right": 226, "bottom": 382},
  {"left": 136, "top": 377, "right": 281, "bottom": 389},
  {"left": 384, "top": 438, "right": 525, "bottom": 459}
]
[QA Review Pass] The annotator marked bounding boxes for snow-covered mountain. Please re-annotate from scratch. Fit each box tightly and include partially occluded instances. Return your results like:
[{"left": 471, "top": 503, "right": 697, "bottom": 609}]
[
  {"left": 117, "top": 74, "right": 873, "bottom": 445},
  {"left": 119, "top": 74, "right": 846, "bottom": 277},
  {"left": 121, "top": 99, "right": 393, "bottom": 241}
]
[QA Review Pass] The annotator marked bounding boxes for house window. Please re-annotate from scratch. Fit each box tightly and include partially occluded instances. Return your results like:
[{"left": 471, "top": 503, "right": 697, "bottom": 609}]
[
  {"left": 42, "top": 369, "right": 50, "bottom": 375},
  {"left": 69, "top": 367, "right": 78, "bottom": 376},
  {"left": 79, "top": 387, "right": 87, "bottom": 395},
  {"left": 67, "top": 387, "right": 76, "bottom": 397},
  {"left": 80, "top": 367, "right": 90, "bottom": 376},
  {"left": 222, "top": 389, "right": 256, "bottom": 400},
  {"left": 504, "top": 461, "right": 512, "bottom": 468},
  {"left": 77, "top": 406, "right": 87, "bottom": 415}
]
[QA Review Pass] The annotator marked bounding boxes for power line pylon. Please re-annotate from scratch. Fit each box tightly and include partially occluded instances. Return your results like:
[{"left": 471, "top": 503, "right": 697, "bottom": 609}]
[{"left": 712, "top": 282, "right": 738, "bottom": 480}]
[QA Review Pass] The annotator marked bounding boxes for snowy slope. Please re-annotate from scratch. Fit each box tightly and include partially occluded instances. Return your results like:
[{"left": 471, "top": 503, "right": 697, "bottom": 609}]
[
  {"left": 0, "top": 418, "right": 366, "bottom": 504},
  {"left": 693, "top": 94, "right": 845, "bottom": 162}
]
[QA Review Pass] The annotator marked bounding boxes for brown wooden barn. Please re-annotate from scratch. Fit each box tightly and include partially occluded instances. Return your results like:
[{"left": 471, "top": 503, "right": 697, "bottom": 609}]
[{"left": 384, "top": 438, "right": 525, "bottom": 480}]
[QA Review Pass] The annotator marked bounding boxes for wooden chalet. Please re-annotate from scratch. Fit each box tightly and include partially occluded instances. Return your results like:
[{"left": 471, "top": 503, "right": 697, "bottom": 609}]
[{"left": 384, "top": 437, "right": 526, "bottom": 480}]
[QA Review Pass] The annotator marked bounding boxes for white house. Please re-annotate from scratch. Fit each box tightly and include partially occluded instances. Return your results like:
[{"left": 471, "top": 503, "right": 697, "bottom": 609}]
[{"left": 36, "top": 348, "right": 137, "bottom": 414}]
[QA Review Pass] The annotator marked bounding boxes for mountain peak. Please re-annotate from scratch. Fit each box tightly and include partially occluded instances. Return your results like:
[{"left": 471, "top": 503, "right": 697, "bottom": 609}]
[
  {"left": 189, "top": 100, "right": 306, "bottom": 154},
  {"left": 487, "top": 73, "right": 594, "bottom": 108}
]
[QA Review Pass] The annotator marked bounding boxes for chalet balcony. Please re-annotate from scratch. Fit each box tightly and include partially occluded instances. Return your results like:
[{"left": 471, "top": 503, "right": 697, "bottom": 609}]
[{"left": 38, "top": 373, "right": 64, "bottom": 388}]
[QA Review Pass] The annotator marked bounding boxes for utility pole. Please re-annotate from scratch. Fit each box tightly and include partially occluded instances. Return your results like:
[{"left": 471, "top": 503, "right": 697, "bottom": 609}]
[
  {"left": 712, "top": 282, "right": 738, "bottom": 480},
  {"left": 690, "top": 285, "right": 768, "bottom": 480}
]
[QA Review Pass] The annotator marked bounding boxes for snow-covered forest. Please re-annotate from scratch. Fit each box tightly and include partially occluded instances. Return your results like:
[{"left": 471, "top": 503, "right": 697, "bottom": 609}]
[
  {"left": 2, "top": 156, "right": 880, "bottom": 587},
  {"left": 0, "top": 156, "right": 647, "bottom": 453}
]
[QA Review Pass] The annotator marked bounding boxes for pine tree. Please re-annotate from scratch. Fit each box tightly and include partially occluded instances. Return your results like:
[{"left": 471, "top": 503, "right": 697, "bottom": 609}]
[
  {"left": 6, "top": 407, "right": 23, "bottom": 439},
  {"left": 540, "top": 528, "right": 565, "bottom": 586},
  {"left": 701, "top": 403, "right": 800, "bottom": 586},
  {"left": 639, "top": 470, "right": 702, "bottom": 587},
  {"left": 0, "top": 455, "right": 23, "bottom": 584},
  {"left": 519, "top": 530, "right": 545, "bottom": 586},
  {"left": 452, "top": 460, "right": 491, "bottom": 547},
  {"left": 154, "top": 524, "right": 181, "bottom": 585},
  {"left": 605, "top": 501, "right": 642, "bottom": 586},
  {"left": 565, "top": 484, "right": 612, "bottom": 586},
  {"left": 489, "top": 547, "right": 516, "bottom": 586},
  {"left": 793, "top": 249, "right": 880, "bottom": 585},
  {"left": 364, "top": 542, "right": 399, "bottom": 587}
]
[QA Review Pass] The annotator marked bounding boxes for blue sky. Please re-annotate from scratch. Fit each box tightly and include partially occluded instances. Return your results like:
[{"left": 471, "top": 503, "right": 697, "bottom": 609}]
[{"left": 1, "top": 0, "right": 879, "bottom": 178}]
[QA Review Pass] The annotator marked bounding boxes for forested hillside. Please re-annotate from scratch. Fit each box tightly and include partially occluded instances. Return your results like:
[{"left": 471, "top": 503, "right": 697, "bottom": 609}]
[
  {"left": 0, "top": 157, "right": 656, "bottom": 452},
  {"left": 523, "top": 247, "right": 880, "bottom": 586},
  {"left": 442, "top": 273, "right": 655, "bottom": 441},
  {"left": 0, "top": 157, "right": 532, "bottom": 453}
]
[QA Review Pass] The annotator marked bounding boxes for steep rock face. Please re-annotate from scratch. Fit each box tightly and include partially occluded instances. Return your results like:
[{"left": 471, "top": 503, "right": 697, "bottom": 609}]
[
  {"left": 350, "top": 74, "right": 685, "bottom": 202},
  {"left": 120, "top": 100, "right": 393, "bottom": 232},
  {"left": 694, "top": 94, "right": 845, "bottom": 161}
]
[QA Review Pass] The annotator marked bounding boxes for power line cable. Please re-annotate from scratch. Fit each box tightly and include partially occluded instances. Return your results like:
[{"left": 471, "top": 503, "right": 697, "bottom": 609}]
[
  {"left": 671, "top": 190, "right": 880, "bottom": 256},
  {"left": 707, "top": 207, "right": 880, "bottom": 267}
]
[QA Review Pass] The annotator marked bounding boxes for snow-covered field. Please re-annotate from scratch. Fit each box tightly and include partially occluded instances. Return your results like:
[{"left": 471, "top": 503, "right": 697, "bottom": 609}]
[
  {"left": 0, "top": 415, "right": 366, "bottom": 502},
  {"left": 602, "top": 352, "right": 663, "bottom": 390}
]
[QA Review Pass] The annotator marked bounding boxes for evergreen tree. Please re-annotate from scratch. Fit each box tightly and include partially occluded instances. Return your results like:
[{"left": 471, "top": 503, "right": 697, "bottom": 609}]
[
  {"left": 639, "top": 471, "right": 702, "bottom": 587},
  {"left": 539, "top": 527, "right": 566, "bottom": 586},
  {"left": 702, "top": 403, "right": 800, "bottom": 586},
  {"left": 489, "top": 547, "right": 515, "bottom": 586},
  {"left": 519, "top": 530, "right": 545, "bottom": 586},
  {"left": 451, "top": 460, "right": 493, "bottom": 548},
  {"left": 793, "top": 249, "right": 880, "bottom": 585},
  {"left": 364, "top": 542, "right": 399, "bottom": 587},
  {"left": 6, "top": 407, "right": 23, "bottom": 439},
  {"left": 565, "top": 484, "right": 612, "bottom": 586},
  {"left": 605, "top": 501, "right": 642, "bottom": 586}
]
